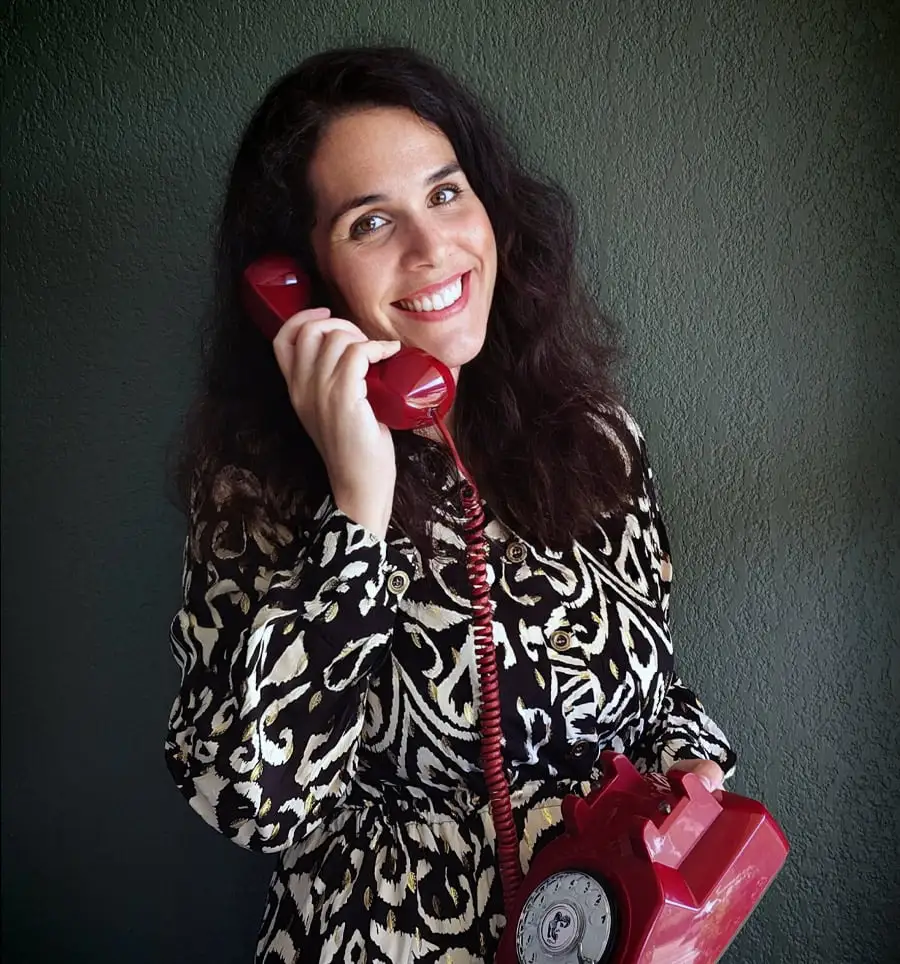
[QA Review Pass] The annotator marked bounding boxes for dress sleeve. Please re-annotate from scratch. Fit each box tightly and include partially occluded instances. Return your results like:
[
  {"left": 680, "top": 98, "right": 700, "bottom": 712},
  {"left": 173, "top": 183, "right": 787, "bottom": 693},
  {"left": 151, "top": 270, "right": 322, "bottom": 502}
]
[
  {"left": 164, "top": 483, "right": 414, "bottom": 854},
  {"left": 625, "top": 419, "right": 738, "bottom": 779}
]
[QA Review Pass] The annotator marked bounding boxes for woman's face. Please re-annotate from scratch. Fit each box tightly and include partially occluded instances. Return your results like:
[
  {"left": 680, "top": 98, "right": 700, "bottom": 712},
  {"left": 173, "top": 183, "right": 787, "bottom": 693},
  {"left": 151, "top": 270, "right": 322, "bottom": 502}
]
[{"left": 308, "top": 106, "right": 497, "bottom": 373}]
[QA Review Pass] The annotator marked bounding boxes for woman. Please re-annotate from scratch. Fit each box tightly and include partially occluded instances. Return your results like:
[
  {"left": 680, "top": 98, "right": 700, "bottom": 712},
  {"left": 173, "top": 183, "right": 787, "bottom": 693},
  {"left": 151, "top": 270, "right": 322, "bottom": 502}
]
[{"left": 165, "top": 45, "right": 736, "bottom": 963}]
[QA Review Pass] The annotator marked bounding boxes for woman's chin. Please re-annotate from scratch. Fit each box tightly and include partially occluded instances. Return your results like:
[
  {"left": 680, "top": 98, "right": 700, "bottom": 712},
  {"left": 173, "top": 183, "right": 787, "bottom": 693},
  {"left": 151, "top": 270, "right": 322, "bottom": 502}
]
[{"left": 419, "top": 332, "right": 486, "bottom": 371}]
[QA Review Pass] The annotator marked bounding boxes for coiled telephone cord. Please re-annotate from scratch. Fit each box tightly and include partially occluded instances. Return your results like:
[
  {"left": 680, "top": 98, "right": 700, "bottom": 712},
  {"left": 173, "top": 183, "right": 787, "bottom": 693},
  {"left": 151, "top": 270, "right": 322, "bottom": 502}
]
[{"left": 434, "top": 415, "right": 524, "bottom": 916}]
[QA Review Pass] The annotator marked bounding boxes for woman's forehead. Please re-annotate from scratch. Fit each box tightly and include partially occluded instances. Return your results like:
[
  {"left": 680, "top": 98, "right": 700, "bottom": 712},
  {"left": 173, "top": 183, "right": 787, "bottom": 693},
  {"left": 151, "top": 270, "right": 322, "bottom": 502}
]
[{"left": 308, "top": 107, "right": 459, "bottom": 210}]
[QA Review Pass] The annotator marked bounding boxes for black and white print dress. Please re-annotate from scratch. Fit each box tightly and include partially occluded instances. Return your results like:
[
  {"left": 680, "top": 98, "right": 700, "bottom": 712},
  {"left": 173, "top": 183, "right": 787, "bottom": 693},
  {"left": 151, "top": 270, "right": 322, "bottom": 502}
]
[{"left": 165, "top": 413, "right": 737, "bottom": 963}]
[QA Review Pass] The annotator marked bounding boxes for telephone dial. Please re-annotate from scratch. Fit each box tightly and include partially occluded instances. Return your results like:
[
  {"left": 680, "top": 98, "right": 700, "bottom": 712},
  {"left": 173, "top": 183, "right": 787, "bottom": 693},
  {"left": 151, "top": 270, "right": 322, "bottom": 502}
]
[{"left": 241, "top": 254, "right": 789, "bottom": 963}]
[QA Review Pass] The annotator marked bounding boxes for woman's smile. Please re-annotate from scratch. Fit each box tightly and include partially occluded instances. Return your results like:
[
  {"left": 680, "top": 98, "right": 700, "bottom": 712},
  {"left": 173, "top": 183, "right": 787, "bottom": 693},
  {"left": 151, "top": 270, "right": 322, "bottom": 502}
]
[{"left": 392, "top": 270, "right": 471, "bottom": 320}]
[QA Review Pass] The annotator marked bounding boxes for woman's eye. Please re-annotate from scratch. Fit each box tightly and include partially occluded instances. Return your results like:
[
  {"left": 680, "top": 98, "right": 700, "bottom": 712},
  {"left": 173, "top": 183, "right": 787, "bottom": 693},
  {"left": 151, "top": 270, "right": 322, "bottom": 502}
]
[
  {"left": 430, "top": 184, "right": 462, "bottom": 206},
  {"left": 350, "top": 214, "right": 388, "bottom": 238}
]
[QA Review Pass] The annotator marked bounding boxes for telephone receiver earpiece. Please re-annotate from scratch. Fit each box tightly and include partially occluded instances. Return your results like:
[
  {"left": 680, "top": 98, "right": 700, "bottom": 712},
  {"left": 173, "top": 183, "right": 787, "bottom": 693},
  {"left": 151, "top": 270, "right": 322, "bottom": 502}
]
[{"left": 241, "top": 254, "right": 455, "bottom": 430}]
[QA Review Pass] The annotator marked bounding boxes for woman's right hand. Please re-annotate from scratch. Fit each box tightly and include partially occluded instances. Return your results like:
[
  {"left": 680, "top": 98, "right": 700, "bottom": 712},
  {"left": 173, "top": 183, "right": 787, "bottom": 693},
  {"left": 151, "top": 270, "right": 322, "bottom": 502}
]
[{"left": 272, "top": 307, "right": 402, "bottom": 539}]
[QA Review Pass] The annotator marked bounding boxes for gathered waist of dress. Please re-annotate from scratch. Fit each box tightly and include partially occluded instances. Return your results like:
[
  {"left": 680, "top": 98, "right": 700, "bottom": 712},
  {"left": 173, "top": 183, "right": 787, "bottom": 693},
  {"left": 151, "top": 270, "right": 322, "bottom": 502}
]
[{"left": 342, "top": 775, "right": 596, "bottom": 827}]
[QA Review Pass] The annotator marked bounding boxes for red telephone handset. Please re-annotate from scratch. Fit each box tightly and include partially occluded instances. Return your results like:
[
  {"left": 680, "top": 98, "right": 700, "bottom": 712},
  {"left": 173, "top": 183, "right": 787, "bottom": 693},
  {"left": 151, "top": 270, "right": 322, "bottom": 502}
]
[{"left": 241, "top": 254, "right": 455, "bottom": 430}]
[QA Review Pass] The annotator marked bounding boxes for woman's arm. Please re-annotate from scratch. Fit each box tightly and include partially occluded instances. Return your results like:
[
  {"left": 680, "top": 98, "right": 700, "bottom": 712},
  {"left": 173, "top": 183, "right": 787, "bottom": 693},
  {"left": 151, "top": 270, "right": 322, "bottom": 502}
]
[
  {"left": 629, "top": 674, "right": 737, "bottom": 781},
  {"left": 164, "top": 490, "right": 413, "bottom": 854},
  {"left": 624, "top": 417, "right": 738, "bottom": 781}
]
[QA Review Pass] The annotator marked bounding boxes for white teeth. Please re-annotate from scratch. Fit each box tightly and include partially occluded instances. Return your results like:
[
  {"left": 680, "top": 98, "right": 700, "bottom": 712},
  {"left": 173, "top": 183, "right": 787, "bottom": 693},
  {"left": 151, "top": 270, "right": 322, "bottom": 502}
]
[{"left": 399, "top": 276, "right": 463, "bottom": 312}]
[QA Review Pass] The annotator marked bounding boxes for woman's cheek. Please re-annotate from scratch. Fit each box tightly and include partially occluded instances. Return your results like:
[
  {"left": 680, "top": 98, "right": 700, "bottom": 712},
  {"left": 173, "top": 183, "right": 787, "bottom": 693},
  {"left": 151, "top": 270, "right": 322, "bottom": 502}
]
[{"left": 338, "top": 264, "right": 384, "bottom": 327}]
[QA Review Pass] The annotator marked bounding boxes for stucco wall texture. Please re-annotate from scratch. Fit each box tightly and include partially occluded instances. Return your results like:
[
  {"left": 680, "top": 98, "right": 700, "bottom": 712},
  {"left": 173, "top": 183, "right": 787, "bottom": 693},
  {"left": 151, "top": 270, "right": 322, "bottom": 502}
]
[{"left": 3, "top": 1, "right": 898, "bottom": 962}]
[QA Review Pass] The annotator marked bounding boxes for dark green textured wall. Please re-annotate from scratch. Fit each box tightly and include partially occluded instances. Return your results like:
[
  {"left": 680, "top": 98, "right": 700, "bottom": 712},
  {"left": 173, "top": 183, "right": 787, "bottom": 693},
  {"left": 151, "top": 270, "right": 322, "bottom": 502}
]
[{"left": 2, "top": 1, "right": 898, "bottom": 961}]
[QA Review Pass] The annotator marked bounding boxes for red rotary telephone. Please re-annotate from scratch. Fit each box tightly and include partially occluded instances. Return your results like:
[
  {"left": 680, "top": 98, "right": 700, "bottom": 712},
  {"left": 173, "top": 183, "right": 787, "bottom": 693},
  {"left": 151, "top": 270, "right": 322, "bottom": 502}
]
[
  {"left": 240, "top": 254, "right": 789, "bottom": 963},
  {"left": 496, "top": 753, "right": 788, "bottom": 964}
]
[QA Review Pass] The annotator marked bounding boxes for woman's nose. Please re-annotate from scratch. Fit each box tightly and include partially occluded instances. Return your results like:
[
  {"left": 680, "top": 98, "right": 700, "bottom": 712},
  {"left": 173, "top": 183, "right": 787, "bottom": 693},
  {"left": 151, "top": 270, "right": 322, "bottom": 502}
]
[{"left": 398, "top": 217, "right": 447, "bottom": 270}]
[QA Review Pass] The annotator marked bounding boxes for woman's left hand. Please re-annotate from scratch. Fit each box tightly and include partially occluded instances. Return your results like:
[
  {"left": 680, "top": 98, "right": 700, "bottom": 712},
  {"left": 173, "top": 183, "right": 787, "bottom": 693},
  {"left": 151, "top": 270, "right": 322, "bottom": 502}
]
[{"left": 666, "top": 758, "right": 726, "bottom": 792}]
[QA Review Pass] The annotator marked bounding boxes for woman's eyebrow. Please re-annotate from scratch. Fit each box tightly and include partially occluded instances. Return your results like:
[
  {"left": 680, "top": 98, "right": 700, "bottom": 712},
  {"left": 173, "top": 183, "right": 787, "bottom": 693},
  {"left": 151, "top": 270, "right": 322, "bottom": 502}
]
[
  {"left": 425, "top": 162, "right": 461, "bottom": 185},
  {"left": 329, "top": 192, "right": 385, "bottom": 230},
  {"left": 329, "top": 163, "right": 462, "bottom": 229}
]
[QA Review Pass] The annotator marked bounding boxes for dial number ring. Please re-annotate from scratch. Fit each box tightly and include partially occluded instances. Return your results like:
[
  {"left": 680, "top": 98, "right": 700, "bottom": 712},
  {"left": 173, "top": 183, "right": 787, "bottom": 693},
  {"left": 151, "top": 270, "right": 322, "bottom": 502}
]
[{"left": 515, "top": 871, "right": 615, "bottom": 964}]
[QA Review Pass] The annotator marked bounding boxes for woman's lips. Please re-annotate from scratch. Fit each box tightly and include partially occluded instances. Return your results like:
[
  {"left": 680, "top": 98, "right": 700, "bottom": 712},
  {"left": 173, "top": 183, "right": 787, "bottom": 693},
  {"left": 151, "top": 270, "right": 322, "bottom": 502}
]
[{"left": 392, "top": 271, "right": 471, "bottom": 322}]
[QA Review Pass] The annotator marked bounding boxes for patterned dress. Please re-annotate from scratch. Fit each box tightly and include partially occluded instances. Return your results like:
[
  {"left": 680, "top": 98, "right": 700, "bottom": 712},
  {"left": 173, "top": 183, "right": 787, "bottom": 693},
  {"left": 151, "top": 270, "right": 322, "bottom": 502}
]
[{"left": 165, "top": 412, "right": 736, "bottom": 963}]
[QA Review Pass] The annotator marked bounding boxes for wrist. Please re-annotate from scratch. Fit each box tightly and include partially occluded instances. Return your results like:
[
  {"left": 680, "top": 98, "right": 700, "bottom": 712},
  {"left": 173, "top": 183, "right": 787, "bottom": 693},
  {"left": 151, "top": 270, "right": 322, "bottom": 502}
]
[{"left": 332, "top": 487, "right": 394, "bottom": 541}]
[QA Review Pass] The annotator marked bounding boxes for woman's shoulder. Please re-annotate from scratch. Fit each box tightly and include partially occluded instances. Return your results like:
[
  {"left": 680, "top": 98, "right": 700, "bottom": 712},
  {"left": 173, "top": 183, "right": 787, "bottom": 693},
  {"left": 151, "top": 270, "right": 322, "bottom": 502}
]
[
  {"left": 186, "top": 463, "right": 309, "bottom": 569},
  {"left": 587, "top": 401, "right": 651, "bottom": 473}
]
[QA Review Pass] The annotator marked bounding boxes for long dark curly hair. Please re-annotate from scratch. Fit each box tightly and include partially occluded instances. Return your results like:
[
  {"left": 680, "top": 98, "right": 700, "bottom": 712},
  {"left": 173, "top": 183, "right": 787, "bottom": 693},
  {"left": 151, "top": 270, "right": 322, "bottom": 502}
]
[{"left": 174, "top": 45, "right": 641, "bottom": 556}]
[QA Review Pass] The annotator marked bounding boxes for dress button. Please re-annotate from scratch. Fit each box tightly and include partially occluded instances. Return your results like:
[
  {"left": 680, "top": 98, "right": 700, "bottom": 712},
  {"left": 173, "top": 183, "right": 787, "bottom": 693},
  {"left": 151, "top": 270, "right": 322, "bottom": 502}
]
[
  {"left": 550, "top": 630, "right": 572, "bottom": 652},
  {"left": 387, "top": 571, "right": 410, "bottom": 595},
  {"left": 505, "top": 541, "right": 527, "bottom": 564},
  {"left": 568, "top": 740, "right": 591, "bottom": 759}
]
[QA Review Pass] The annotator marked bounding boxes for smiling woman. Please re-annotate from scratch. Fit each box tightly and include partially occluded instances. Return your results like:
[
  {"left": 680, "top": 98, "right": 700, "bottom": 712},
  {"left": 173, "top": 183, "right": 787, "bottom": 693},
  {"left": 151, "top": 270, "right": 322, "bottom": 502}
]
[{"left": 165, "top": 45, "right": 736, "bottom": 964}]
